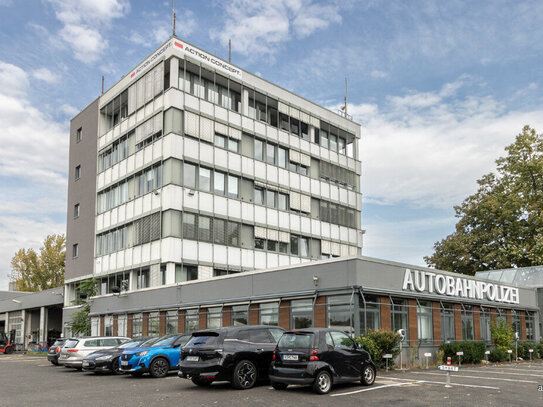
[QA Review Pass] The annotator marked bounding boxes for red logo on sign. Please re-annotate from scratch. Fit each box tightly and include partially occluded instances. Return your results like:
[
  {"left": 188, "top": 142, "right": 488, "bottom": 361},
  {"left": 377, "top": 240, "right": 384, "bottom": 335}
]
[
  {"left": 130, "top": 72, "right": 135, "bottom": 78},
  {"left": 174, "top": 41, "right": 183, "bottom": 49}
]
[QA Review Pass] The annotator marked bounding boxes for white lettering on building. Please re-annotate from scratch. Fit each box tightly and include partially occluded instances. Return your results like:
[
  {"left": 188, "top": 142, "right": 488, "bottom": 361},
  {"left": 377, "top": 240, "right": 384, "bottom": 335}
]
[{"left": 402, "top": 269, "right": 520, "bottom": 304}]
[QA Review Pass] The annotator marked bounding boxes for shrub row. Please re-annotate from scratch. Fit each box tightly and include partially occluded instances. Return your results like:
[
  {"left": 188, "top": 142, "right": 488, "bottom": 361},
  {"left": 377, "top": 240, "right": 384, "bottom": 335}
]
[
  {"left": 439, "top": 342, "right": 486, "bottom": 364},
  {"left": 355, "top": 329, "right": 401, "bottom": 369}
]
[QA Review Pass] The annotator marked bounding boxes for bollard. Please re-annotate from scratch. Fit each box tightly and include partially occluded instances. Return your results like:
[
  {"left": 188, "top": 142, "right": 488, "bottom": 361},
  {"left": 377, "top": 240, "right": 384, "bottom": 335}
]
[
  {"left": 424, "top": 353, "right": 431, "bottom": 369},
  {"left": 529, "top": 349, "right": 534, "bottom": 361},
  {"left": 445, "top": 371, "right": 452, "bottom": 388},
  {"left": 485, "top": 350, "right": 490, "bottom": 362},
  {"left": 508, "top": 349, "right": 512, "bottom": 363},
  {"left": 456, "top": 351, "right": 463, "bottom": 368}
]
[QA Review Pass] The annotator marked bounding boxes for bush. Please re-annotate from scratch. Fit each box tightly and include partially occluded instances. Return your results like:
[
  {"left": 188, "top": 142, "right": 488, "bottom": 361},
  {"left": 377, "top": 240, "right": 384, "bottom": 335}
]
[
  {"left": 439, "top": 342, "right": 486, "bottom": 364},
  {"left": 537, "top": 339, "right": 543, "bottom": 359},
  {"left": 490, "top": 319, "right": 514, "bottom": 350},
  {"left": 488, "top": 347, "right": 508, "bottom": 362},
  {"left": 355, "top": 329, "right": 402, "bottom": 369},
  {"left": 517, "top": 342, "right": 540, "bottom": 359}
]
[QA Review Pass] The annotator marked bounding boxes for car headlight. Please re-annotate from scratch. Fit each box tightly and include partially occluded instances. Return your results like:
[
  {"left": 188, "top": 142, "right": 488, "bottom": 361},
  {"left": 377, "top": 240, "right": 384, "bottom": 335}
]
[
  {"left": 135, "top": 351, "right": 149, "bottom": 356},
  {"left": 96, "top": 355, "right": 113, "bottom": 361}
]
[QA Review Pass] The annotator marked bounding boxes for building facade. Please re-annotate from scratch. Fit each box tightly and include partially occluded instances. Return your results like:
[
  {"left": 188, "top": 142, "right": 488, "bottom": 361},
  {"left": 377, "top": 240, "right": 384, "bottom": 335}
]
[{"left": 63, "top": 37, "right": 363, "bottom": 328}]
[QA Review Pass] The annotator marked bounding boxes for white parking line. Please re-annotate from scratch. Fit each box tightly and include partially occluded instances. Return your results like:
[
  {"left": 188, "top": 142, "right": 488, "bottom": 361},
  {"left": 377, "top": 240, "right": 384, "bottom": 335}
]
[
  {"left": 330, "top": 382, "right": 412, "bottom": 397},
  {"left": 409, "top": 371, "right": 538, "bottom": 383},
  {"left": 484, "top": 366, "right": 543, "bottom": 373},
  {"left": 378, "top": 376, "right": 500, "bottom": 390},
  {"left": 466, "top": 369, "right": 543, "bottom": 377}
]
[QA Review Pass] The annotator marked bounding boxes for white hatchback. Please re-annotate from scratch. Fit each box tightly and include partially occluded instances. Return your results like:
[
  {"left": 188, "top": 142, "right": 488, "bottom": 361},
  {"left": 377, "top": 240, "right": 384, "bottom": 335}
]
[{"left": 58, "top": 337, "right": 130, "bottom": 369}]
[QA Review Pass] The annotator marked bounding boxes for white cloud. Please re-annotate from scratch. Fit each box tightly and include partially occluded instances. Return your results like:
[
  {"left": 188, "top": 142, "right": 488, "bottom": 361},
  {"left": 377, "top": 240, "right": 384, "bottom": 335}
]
[
  {"left": 46, "top": 0, "right": 130, "bottom": 63},
  {"left": 60, "top": 103, "right": 79, "bottom": 117},
  {"left": 0, "top": 62, "right": 29, "bottom": 97},
  {"left": 32, "top": 67, "right": 61, "bottom": 83},
  {"left": 370, "top": 70, "right": 388, "bottom": 79},
  {"left": 210, "top": 0, "right": 343, "bottom": 58},
  {"left": 346, "top": 77, "right": 543, "bottom": 209}
]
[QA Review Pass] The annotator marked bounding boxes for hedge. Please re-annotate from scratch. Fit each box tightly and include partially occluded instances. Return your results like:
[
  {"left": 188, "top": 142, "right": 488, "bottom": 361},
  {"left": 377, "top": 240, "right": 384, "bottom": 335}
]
[
  {"left": 355, "top": 329, "right": 402, "bottom": 369},
  {"left": 439, "top": 342, "right": 486, "bottom": 364},
  {"left": 488, "top": 347, "right": 508, "bottom": 362}
]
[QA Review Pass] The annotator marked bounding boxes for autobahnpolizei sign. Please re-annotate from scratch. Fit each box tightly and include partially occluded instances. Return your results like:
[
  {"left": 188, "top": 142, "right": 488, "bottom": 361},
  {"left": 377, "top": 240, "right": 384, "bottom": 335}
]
[{"left": 402, "top": 268, "right": 519, "bottom": 304}]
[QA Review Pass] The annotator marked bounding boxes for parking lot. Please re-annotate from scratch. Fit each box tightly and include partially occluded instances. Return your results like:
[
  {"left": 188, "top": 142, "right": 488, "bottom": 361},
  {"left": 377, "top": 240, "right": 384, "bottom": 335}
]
[{"left": 0, "top": 355, "right": 542, "bottom": 407}]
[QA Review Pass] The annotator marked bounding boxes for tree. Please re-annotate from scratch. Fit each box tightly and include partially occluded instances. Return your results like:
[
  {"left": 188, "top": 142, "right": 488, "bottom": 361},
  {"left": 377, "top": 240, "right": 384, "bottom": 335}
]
[
  {"left": 425, "top": 126, "right": 543, "bottom": 275},
  {"left": 70, "top": 278, "right": 98, "bottom": 336},
  {"left": 10, "top": 234, "right": 66, "bottom": 291}
]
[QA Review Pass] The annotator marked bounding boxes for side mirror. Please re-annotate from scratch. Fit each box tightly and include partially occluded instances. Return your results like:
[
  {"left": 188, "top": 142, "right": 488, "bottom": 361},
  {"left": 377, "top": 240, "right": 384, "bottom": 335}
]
[{"left": 172, "top": 343, "right": 181, "bottom": 348}]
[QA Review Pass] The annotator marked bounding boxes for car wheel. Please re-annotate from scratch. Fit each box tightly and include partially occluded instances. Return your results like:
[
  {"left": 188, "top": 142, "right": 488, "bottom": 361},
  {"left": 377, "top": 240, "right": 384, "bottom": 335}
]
[
  {"left": 111, "top": 358, "right": 121, "bottom": 375},
  {"left": 191, "top": 377, "right": 213, "bottom": 387},
  {"left": 361, "top": 365, "right": 375, "bottom": 386},
  {"left": 312, "top": 370, "right": 332, "bottom": 394},
  {"left": 149, "top": 357, "right": 169, "bottom": 378},
  {"left": 5, "top": 346, "right": 13, "bottom": 355},
  {"left": 271, "top": 382, "right": 288, "bottom": 390},
  {"left": 232, "top": 360, "right": 257, "bottom": 389},
  {"left": 51, "top": 361, "right": 59, "bottom": 366}
]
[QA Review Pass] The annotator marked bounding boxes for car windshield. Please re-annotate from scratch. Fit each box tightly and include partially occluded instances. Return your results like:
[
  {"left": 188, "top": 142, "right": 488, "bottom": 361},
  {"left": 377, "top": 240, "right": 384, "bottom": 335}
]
[
  {"left": 139, "top": 337, "right": 161, "bottom": 347},
  {"left": 118, "top": 340, "right": 145, "bottom": 349},
  {"left": 278, "top": 333, "right": 313, "bottom": 349},
  {"left": 52, "top": 340, "right": 65, "bottom": 347},
  {"left": 64, "top": 339, "right": 79, "bottom": 348},
  {"left": 151, "top": 336, "right": 177, "bottom": 347},
  {"left": 185, "top": 332, "right": 221, "bottom": 347}
]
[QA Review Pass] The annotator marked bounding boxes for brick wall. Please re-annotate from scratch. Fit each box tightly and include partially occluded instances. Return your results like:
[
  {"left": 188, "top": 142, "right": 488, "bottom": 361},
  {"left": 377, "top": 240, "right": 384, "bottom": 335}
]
[
  {"left": 199, "top": 309, "right": 207, "bottom": 330},
  {"left": 314, "top": 296, "right": 326, "bottom": 328},
  {"left": 127, "top": 314, "right": 133, "bottom": 338},
  {"left": 432, "top": 302, "right": 441, "bottom": 346},
  {"left": 222, "top": 306, "right": 232, "bottom": 327},
  {"left": 99, "top": 316, "right": 104, "bottom": 336},
  {"left": 142, "top": 312, "right": 149, "bottom": 336},
  {"left": 178, "top": 310, "right": 185, "bottom": 334},
  {"left": 248, "top": 304, "right": 259, "bottom": 325},
  {"left": 454, "top": 304, "right": 462, "bottom": 341},
  {"left": 279, "top": 300, "right": 290, "bottom": 330},
  {"left": 473, "top": 306, "right": 481, "bottom": 341},
  {"left": 408, "top": 299, "right": 418, "bottom": 344},
  {"left": 506, "top": 310, "right": 512, "bottom": 328},
  {"left": 380, "top": 297, "right": 391, "bottom": 331}
]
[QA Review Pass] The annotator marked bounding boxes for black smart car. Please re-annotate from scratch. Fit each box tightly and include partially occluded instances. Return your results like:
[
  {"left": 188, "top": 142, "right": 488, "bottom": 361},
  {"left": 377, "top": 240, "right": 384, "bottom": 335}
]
[
  {"left": 269, "top": 328, "right": 376, "bottom": 394},
  {"left": 47, "top": 338, "right": 68, "bottom": 365},
  {"left": 178, "top": 325, "right": 285, "bottom": 389},
  {"left": 82, "top": 336, "right": 159, "bottom": 374}
]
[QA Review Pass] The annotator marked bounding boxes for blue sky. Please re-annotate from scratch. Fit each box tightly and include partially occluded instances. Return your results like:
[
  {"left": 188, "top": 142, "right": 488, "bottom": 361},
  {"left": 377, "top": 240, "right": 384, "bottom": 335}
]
[{"left": 1, "top": 0, "right": 543, "bottom": 290}]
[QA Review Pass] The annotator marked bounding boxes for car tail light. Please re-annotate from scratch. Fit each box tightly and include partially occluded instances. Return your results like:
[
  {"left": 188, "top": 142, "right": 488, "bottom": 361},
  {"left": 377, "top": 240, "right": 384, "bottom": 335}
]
[
  {"left": 309, "top": 349, "right": 319, "bottom": 361},
  {"left": 272, "top": 350, "right": 276, "bottom": 361},
  {"left": 67, "top": 349, "right": 78, "bottom": 353},
  {"left": 55, "top": 347, "right": 60, "bottom": 353}
]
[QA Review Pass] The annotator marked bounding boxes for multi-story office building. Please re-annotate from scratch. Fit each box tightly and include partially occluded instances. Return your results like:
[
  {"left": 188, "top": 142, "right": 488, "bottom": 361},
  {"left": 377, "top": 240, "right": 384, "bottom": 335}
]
[{"left": 62, "top": 36, "right": 363, "bottom": 327}]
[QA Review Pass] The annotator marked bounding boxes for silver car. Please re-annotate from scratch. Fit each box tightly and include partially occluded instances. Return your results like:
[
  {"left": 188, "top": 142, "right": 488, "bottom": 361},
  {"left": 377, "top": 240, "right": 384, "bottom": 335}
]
[{"left": 58, "top": 337, "right": 130, "bottom": 369}]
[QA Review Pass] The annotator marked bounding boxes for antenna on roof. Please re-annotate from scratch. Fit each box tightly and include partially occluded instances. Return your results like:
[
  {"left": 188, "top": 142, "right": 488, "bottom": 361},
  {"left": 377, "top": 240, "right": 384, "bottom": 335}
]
[
  {"left": 101, "top": 76, "right": 104, "bottom": 95},
  {"left": 339, "top": 77, "right": 350, "bottom": 119},
  {"left": 171, "top": 0, "right": 176, "bottom": 36},
  {"left": 229, "top": 39, "right": 231, "bottom": 63}
]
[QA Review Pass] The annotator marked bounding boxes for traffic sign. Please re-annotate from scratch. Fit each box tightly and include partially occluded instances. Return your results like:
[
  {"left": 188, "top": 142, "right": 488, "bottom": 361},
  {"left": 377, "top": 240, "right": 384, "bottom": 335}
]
[
  {"left": 507, "top": 350, "right": 513, "bottom": 354},
  {"left": 485, "top": 350, "right": 490, "bottom": 355},
  {"left": 438, "top": 365, "right": 459, "bottom": 372},
  {"left": 456, "top": 351, "right": 464, "bottom": 356},
  {"left": 424, "top": 352, "right": 432, "bottom": 357},
  {"left": 382, "top": 354, "right": 393, "bottom": 358}
]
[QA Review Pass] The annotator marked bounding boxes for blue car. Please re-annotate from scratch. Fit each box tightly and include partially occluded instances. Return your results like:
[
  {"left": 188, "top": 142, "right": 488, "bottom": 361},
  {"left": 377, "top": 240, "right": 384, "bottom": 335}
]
[{"left": 119, "top": 334, "right": 191, "bottom": 378}]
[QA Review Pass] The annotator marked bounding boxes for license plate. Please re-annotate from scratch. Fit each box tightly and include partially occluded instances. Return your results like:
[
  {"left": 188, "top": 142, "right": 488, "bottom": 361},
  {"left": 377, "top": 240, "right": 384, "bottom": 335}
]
[
  {"left": 121, "top": 361, "right": 129, "bottom": 366},
  {"left": 282, "top": 355, "right": 299, "bottom": 361},
  {"left": 60, "top": 354, "right": 67, "bottom": 358},
  {"left": 82, "top": 362, "right": 90, "bottom": 367},
  {"left": 185, "top": 356, "right": 199, "bottom": 362}
]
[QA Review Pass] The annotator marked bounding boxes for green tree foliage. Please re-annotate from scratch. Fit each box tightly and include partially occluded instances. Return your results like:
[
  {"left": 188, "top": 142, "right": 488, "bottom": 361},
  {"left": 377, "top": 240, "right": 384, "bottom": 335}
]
[
  {"left": 490, "top": 318, "right": 514, "bottom": 350},
  {"left": 355, "top": 329, "right": 401, "bottom": 369},
  {"left": 425, "top": 126, "right": 543, "bottom": 275},
  {"left": 10, "top": 234, "right": 66, "bottom": 291},
  {"left": 70, "top": 278, "right": 98, "bottom": 336}
]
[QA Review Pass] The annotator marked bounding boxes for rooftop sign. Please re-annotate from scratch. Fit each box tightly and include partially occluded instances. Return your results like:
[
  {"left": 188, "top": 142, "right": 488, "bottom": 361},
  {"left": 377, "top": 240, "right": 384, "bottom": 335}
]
[{"left": 402, "top": 268, "right": 519, "bottom": 304}]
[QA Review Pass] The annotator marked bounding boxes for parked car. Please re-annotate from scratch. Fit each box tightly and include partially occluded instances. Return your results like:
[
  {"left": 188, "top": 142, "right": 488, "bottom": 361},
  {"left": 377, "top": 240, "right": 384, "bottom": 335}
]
[
  {"left": 58, "top": 337, "right": 130, "bottom": 370},
  {"left": 269, "top": 328, "right": 376, "bottom": 394},
  {"left": 178, "top": 325, "right": 285, "bottom": 389},
  {"left": 47, "top": 338, "right": 69, "bottom": 365},
  {"left": 119, "top": 334, "right": 191, "bottom": 378},
  {"left": 82, "top": 336, "right": 159, "bottom": 374}
]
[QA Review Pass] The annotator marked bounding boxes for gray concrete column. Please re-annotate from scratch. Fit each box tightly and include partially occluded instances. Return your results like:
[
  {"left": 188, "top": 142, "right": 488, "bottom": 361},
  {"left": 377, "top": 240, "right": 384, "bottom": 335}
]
[
  {"left": 242, "top": 88, "right": 249, "bottom": 116},
  {"left": 21, "top": 310, "right": 26, "bottom": 349},
  {"left": 353, "top": 293, "right": 361, "bottom": 338},
  {"left": 39, "top": 307, "right": 46, "bottom": 346},
  {"left": 170, "top": 57, "right": 179, "bottom": 89},
  {"left": 4, "top": 312, "right": 8, "bottom": 333}
]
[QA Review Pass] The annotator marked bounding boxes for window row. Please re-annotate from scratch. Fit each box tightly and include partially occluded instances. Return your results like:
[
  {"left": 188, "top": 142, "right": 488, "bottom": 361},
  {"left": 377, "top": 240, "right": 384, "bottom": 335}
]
[
  {"left": 183, "top": 162, "right": 239, "bottom": 198},
  {"left": 214, "top": 132, "right": 239, "bottom": 153},
  {"left": 254, "top": 186, "right": 289, "bottom": 210},
  {"left": 319, "top": 200, "right": 358, "bottom": 228},
  {"left": 320, "top": 161, "right": 357, "bottom": 190},
  {"left": 98, "top": 134, "right": 131, "bottom": 172}
]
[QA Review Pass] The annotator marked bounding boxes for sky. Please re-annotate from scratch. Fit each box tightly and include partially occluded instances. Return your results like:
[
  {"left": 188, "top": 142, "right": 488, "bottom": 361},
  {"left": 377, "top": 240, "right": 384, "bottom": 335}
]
[{"left": 1, "top": 0, "right": 543, "bottom": 290}]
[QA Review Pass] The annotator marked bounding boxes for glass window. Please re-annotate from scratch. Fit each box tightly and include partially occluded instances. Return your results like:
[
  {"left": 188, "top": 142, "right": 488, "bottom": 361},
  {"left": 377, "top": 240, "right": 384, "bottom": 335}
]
[
  {"left": 214, "top": 171, "right": 225, "bottom": 195},
  {"left": 255, "top": 238, "right": 266, "bottom": 250},
  {"left": 267, "top": 240, "right": 277, "bottom": 251},
  {"left": 266, "top": 190, "right": 276, "bottom": 207},
  {"left": 199, "top": 167, "right": 211, "bottom": 192},
  {"left": 198, "top": 216, "right": 212, "bottom": 242},
  {"left": 231, "top": 305, "right": 248, "bottom": 326},
  {"left": 266, "top": 143, "right": 275, "bottom": 164},
  {"left": 359, "top": 294, "right": 380, "bottom": 335},
  {"left": 213, "top": 218, "right": 226, "bottom": 245},
  {"left": 183, "top": 212, "right": 197, "bottom": 240},
  {"left": 300, "top": 237, "right": 309, "bottom": 257},
  {"left": 391, "top": 298, "right": 409, "bottom": 342},
  {"left": 207, "top": 307, "right": 222, "bottom": 329},
  {"left": 254, "top": 138, "right": 264, "bottom": 161},
  {"left": 278, "top": 193, "right": 288, "bottom": 211},
  {"left": 227, "top": 175, "right": 239, "bottom": 198},
  {"left": 227, "top": 221, "right": 240, "bottom": 246},
  {"left": 132, "top": 313, "right": 143, "bottom": 337},
  {"left": 526, "top": 311, "right": 535, "bottom": 341},
  {"left": 278, "top": 147, "right": 287, "bottom": 168},
  {"left": 330, "top": 331, "right": 355, "bottom": 349},
  {"left": 417, "top": 301, "right": 433, "bottom": 343},
  {"left": 259, "top": 303, "right": 279, "bottom": 326},
  {"left": 183, "top": 162, "right": 196, "bottom": 188},
  {"left": 214, "top": 133, "right": 226, "bottom": 148},
  {"left": 290, "top": 235, "right": 299, "bottom": 256},
  {"left": 148, "top": 312, "right": 160, "bottom": 336},
  {"left": 254, "top": 187, "right": 264, "bottom": 205},
  {"left": 479, "top": 307, "right": 492, "bottom": 343},
  {"left": 441, "top": 303, "right": 455, "bottom": 342},
  {"left": 462, "top": 305, "right": 474, "bottom": 341},
  {"left": 338, "top": 137, "right": 346, "bottom": 154},
  {"left": 320, "top": 129, "right": 328, "bottom": 148},
  {"left": 228, "top": 138, "right": 239, "bottom": 153},
  {"left": 279, "top": 242, "right": 288, "bottom": 253},
  {"left": 166, "top": 310, "right": 178, "bottom": 334},
  {"left": 327, "top": 295, "right": 353, "bottom": 333},
  {"left": 291, "top": 299, "right": 313, "bottom": 329},
  {"left": 329, "top": 134, "right": 337, "bottom": 152},
  {"left": 184, "top": 309, "right": 199, "bottom": 333},
  {"left": 136, "top": 268, "right": 149, "bottom": 289}
]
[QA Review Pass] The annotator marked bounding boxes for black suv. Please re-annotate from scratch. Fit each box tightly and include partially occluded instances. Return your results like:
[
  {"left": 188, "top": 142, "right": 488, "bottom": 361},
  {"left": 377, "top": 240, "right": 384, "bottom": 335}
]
[
  {"left": 47, "top": 338, "right": 68, "bottom": 365},
  {"left": 269, "top": 328, "right": 376, "bottom": 394},
  {"left": 178, "top": 325, "right": 284, "bottom": 389}
]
